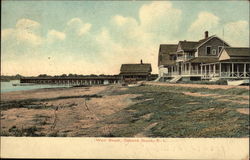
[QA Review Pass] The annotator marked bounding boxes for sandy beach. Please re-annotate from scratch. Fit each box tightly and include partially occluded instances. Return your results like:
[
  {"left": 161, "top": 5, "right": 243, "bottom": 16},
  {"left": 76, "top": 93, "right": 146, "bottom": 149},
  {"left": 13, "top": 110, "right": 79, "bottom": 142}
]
[{"left": 1, "top": 83, "right": 249, "bottom": 137}]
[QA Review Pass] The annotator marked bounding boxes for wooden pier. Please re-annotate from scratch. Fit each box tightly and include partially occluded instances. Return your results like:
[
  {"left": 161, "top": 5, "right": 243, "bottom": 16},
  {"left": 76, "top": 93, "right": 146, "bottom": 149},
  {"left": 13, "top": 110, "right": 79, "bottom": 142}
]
[{"left": 20, "top": 76, "right": 121, "bottom": 85}]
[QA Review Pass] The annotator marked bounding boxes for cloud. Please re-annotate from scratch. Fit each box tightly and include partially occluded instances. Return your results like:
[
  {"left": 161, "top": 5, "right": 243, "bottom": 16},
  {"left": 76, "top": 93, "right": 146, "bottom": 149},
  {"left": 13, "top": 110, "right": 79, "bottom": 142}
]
[
  {"left": 47, "top": 29, "right": 66, "bottom": 43},
  {"left": 139, "top": 1, "right": 182, "bottom": 37},
  {"left": 103, "top": 1, "right": 182, "bottom": 73},
  {"left": 223, "top": 20, "right": 249, "bottom": 47},
  {"left": 1, "top": 29, "right": 15, "bottom": 40},
  {"left": 66, "top": 18, "right": 92, "bottom": 36},
  {"left": 16, "top": 18, "right": 40, "bottom": 31},
  {"left": 188, "top": 12, "right": 219, "bottom": 38},
  {"left": 187, "top": 12, "right": 249, "bottom": 47},
  {"left": 2, "top": 18, "right": 43, "bottom": 46}
]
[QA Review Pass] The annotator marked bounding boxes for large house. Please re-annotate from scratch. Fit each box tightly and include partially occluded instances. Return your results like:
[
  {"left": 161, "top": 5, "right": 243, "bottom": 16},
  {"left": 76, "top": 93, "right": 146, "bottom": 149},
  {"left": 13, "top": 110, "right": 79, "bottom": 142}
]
[
  {"left": 158, "top": 31, "right": 250, "bottom": 82},
  {"left": 120, "top": 60, "right": 152, "bottom": 81}
]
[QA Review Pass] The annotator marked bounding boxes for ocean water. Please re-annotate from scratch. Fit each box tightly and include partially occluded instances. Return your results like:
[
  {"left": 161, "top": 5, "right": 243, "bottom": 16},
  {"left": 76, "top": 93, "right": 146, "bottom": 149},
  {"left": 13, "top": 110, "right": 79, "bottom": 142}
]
[{"left": 0, "top": 80, "right": 71, "bottom": 93}]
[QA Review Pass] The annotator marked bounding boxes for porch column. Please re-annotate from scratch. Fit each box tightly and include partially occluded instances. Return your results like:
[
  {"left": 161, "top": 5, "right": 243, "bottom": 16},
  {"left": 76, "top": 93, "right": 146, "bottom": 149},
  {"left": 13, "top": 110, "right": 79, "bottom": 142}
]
[
  {"left": 244, "top": 63, "right": 246, "bottom": 77},
  {"left": 209, "top": 64, "right": 211, "bottom": 76},
  {"left": 236, "top": 64, "right": 239, "bottom": 77},
  {"left": 201, "top": 64, "right": 203, "bottom": 76},
  {"left": 213, "top": 64, "right": 216, "bottom": 75},
  {"left": 205, "top": 65, "right": 207, "bottom": 77},
  {"left": 185, "top": 64, "right": 187, "bottom": 73},
  {"left": 227, "top": 64, "right": 230, "bottom": 75},
  {"left": 232, "top": 63, "right": 234, "bottom": 77},
  {"left": 189, "top": 63, "right": 191, "bottom": 74},
  {"left": 177, "top": 64, "right": 179, "bottom": 74}
]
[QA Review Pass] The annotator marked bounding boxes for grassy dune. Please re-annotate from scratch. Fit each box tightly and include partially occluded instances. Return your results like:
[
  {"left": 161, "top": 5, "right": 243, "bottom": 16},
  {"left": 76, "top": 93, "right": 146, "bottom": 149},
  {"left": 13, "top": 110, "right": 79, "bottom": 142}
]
[{"left": 84, "top": 85, "right": 249, "bottom": 137}]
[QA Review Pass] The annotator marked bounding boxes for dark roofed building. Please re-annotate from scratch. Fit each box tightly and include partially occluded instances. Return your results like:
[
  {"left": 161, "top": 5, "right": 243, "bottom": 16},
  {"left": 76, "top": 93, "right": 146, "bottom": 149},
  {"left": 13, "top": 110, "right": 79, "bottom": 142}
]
[
  {"left": 120, "top": 60, "right": 152, "bottom": 81},
  {"left": 158, "top": 44, "right": 178, "bottom": 66}
]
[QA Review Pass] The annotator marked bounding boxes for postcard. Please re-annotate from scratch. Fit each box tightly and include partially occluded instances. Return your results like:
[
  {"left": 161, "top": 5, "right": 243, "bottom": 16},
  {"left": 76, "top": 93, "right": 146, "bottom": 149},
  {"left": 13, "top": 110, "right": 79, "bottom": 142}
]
[{"left": 1, "top": 0, "right": 249, "bottom": 159}]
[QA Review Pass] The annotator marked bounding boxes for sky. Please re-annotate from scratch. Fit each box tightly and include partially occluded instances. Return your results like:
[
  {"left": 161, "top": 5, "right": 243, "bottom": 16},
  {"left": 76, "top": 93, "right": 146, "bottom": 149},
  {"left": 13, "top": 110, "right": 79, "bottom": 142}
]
[{"left": 1, "top": 0, "right": 249, "bottom": 76}]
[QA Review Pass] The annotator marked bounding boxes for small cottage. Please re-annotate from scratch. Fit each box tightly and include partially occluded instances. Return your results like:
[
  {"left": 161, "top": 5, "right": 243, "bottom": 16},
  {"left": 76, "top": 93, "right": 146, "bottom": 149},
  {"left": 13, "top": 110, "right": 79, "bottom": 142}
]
[{"left": 120, "top": 60, "right": 152, "bottom": 81}]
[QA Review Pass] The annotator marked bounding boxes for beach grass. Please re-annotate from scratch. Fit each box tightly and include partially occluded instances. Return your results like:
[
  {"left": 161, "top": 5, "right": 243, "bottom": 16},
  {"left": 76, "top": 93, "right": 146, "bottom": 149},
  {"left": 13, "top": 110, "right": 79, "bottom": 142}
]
[{"left": 85, "top": 85, "right": 249, "bottom": 137}]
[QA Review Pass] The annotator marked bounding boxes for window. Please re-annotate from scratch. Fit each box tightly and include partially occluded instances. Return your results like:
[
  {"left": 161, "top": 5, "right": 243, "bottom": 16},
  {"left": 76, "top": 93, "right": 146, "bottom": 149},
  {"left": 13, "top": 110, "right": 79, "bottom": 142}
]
[
  {"left": 218, "top": 46, "right": 223, "bottom": 54},
  {"left": 170, "top": 55, "right": 176, "bottom": 60},
  {"left": 206, "top": 46, "right": 211, "bottom": 55},
  {"left": 212, "top": 49, "right": 216, "bottom": 55}
]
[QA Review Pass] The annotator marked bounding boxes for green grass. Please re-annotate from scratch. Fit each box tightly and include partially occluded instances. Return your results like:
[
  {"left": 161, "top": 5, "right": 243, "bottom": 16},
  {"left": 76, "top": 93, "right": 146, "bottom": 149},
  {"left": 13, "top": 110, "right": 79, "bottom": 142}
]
[{"left": 82, "top": 85, "right": 249, "bottom": 137}]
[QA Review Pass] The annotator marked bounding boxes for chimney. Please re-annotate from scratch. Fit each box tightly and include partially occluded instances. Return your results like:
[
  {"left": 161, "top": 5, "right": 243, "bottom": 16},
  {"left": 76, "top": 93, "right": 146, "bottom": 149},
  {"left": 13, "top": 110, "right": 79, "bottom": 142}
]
[
  {"left": 140, "top": 59, "right": 143, "bottom": 64},
  {"left": 205, "top": 31, "right": 209, "bottom": 39}
]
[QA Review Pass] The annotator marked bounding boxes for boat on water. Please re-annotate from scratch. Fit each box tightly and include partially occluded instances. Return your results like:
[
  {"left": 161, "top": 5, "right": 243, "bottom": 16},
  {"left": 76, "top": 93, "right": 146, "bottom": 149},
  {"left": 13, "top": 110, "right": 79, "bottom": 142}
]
[{"left": 227, "top": 79, "right": 249, "bottom": 86}]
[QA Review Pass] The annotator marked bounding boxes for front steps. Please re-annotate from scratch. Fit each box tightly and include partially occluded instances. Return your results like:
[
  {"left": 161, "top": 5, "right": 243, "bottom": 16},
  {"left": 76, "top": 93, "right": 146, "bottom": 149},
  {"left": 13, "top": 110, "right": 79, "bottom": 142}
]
[
  {"left": 169, "top": 75, "right": 182, "bottom": 83},
  {"left": 154, "top": 76, "right": 161, "bottom": 82}
]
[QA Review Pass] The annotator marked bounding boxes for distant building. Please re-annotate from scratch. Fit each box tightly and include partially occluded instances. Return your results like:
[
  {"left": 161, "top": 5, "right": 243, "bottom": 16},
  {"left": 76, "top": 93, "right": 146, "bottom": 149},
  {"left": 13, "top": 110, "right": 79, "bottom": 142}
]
[
  {"left": 120, "top": 60, "right": 152, "bottom": 81},
  {"left": 157, "top": 31, "right": 250, "bottom": 82}
]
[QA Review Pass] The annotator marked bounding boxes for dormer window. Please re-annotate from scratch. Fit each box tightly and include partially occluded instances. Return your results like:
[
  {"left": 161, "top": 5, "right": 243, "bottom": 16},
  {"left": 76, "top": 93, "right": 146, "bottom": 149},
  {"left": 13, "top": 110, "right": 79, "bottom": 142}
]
[
  {"left": 212, "top": 49, "right": 216, "bottom": 55},
  {"left": 206, "top": 46, "right": 211, "bottom": 55}
]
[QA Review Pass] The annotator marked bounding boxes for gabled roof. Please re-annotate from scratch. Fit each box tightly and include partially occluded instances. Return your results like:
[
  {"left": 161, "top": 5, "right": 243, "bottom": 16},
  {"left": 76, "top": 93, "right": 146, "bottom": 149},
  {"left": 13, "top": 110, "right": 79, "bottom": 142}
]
[
  {"left": 219, "top": 47, "right": 250, "bottom": 61},
  {"left": 177, "top": 35, "right": 230, "bottom": 52},
  {"left": 223, "top": 47, "right": 250, "bottom": 57},
  {"left": 195, "top": 35, "right": 230, "bottom": 48},
  {"left": 195, "top": 35, "right": 215, "bottom": 48},
  {"left": 159, "top": 44, "right": 178, "bottom": 54},
  {"left": 120, "top": 64, "right": 152, "bottom": 74},
  {"left": 178, "top": 41, "right": 199, "bottom": 52}
]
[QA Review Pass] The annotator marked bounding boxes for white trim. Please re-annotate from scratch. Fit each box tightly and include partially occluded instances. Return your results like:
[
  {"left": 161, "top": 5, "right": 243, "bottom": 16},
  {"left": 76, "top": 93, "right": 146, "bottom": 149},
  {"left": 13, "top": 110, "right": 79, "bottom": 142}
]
[{"left": 206, "top": 46, "right": 212, "bottom": 55}]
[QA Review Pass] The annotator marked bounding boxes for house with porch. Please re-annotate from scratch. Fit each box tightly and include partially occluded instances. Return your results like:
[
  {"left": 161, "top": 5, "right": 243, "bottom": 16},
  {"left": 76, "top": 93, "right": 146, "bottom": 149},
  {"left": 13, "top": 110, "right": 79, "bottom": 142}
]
[{"left": 158, "top": 31, "right": 250, "bottom": 82}]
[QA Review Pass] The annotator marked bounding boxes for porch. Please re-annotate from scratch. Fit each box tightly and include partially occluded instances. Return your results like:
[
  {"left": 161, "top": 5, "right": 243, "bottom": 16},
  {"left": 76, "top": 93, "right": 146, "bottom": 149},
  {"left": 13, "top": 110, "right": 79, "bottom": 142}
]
[
  {"left": 201, "top": 62, "right": 250, "bottom": 79},
  {"left": 167, "top": 62, "right": 203, "bottom": 77},
  {"left": 164, "top": 62, "right": 250, "bottom": 80}
]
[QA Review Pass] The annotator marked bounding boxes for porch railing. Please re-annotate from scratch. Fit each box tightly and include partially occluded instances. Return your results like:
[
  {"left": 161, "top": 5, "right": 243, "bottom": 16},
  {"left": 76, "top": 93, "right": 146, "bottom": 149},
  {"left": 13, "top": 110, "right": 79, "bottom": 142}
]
[
  {"left": 163, "top": 70, "right": 250, "bottom": 78},
  {"left": 220, "top": 72, "right": 250, "bottom": 78}
]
